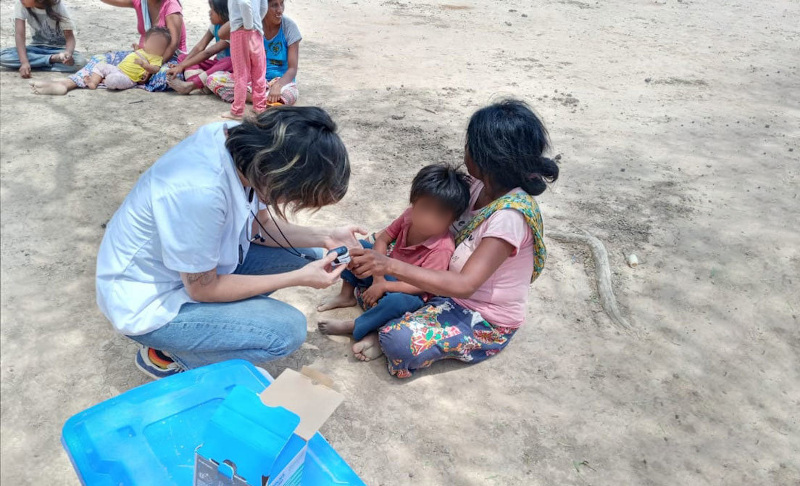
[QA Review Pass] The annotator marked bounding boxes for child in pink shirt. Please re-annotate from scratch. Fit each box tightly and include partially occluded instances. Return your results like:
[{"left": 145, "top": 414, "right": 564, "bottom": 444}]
[{"left": 317, "top": 164, "right": 470, "bottom": 340}]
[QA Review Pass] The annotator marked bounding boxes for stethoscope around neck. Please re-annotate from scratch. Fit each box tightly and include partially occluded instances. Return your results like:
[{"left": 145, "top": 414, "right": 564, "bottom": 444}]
[{"left": 242, "top": 187, "right": 316, "bottom": 264}]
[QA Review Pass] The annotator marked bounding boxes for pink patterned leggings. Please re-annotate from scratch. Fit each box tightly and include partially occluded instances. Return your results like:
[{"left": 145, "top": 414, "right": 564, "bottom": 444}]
[{"left": 229, "top": 29, "right": 266, "bottom": 115}]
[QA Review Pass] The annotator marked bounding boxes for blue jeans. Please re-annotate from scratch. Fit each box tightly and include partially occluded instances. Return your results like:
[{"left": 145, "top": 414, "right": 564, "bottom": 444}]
[
  {"left": 342, "top": 240, "right": 425, "bottom": 340},
  {"left": 130, "top": 245, "right": 323, "bottom": 369},
  {"left": 0, "top": 45, "right": 86, "bottom": 72}
]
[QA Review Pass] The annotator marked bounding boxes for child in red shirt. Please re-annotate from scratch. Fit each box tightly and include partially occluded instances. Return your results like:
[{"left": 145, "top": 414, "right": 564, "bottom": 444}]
[{"left": 318, "top": 164, "right": 470, "bottom": 340}]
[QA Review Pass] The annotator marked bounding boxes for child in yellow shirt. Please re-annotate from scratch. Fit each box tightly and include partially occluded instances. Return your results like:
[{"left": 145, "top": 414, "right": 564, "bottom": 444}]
[{"left": 86, "top": 27, "right": 171, "bottom": 90}]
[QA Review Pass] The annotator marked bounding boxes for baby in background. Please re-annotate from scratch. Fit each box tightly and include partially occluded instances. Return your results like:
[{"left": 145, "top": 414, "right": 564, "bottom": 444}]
[
  {"left": 317, "top": 164, "right": 471, "bottom": 344},
  {"left": 86, "top": 27, "right": 171, "bottom": 90}
]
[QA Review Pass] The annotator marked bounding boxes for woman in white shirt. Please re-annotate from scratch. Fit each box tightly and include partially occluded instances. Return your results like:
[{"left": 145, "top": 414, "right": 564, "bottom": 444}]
[{"left": 96, "top": 107, "right": 361, "bottom": 379}]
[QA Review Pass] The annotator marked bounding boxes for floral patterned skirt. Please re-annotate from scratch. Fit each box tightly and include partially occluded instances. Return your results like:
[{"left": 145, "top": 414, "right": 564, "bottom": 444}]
[{"left": 378, "top": 297, "right": 517, "bottom": 378}]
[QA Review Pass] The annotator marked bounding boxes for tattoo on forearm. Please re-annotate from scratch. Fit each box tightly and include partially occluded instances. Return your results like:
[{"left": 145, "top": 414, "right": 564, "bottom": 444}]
[{"left": 186, "top": 269, "right": 216, "bottom": 286}]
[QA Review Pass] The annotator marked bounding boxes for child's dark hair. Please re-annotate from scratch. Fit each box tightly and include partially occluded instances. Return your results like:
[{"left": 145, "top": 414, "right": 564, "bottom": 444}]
[
  {"left": 226, "top": 106, "right": 350, "bottom": 218},
  {"left": 209, "top": 0, "right": 230, "bottom": 23},
  {"left": 27, "top": 0, "right": 65, "bottom": 32},
  {"left": 466, "top": 99, "right": 559, "bottom": 196},
  {"left": 145, "top": 26, "right": 172, "bottom": 45},
  {"left": 410, "top": 164, "right": 471, "bottom": 218}
]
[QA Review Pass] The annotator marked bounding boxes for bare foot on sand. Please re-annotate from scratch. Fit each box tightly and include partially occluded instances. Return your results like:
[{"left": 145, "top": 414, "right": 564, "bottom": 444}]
[
  {"left": 168, "top": 78, "right": 196, "bottom": 95},
  {"left": 317, "top": 293, "right": 357, "bottom": 312},
  {"left": 353, "top": 333, "right": 383, "bottom": 361},
  {"left": 31, "top": 81, "right": 67, "bottom": 95},
  {"left": 222, "top": 110, "right": 243, "bottom": 120},
  {"left": 317, "top": 319, "right": 355, "bottom": 336}
]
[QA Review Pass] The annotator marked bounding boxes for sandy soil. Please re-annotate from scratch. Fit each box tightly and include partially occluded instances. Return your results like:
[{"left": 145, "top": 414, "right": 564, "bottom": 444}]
[{"left": 2, "top": 0, "right": 799, "bottom": 484}]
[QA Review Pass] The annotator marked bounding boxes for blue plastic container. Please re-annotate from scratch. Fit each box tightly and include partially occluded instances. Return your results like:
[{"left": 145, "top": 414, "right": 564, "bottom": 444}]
[{"left": 61, "top": 360, "right": 364, "bottom": 485}]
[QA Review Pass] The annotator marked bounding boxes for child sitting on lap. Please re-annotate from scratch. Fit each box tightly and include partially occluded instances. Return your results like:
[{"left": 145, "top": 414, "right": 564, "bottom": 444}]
[
  {"left": 318, "top": 164, "right": 470, "bottom": 340},
  {"left": 86, "top": 27, "right": 171, "bottom": 90}
]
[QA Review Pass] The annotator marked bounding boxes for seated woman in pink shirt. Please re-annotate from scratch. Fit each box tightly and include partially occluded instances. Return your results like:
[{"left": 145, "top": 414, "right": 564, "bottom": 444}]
[{"left": 349, "top": 99, "right": 559, "bottom": 378}]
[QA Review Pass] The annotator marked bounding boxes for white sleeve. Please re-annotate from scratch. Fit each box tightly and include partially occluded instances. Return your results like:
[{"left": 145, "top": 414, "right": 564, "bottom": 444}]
[
  {"left": 13, "top": 2, "right": 28, "bottom": 21},
  {"left": 238, "top": 0, "right": 254, "bottom": 30},
  {"left": 152, "top": 186, "right": 228, "bottom": 274}
]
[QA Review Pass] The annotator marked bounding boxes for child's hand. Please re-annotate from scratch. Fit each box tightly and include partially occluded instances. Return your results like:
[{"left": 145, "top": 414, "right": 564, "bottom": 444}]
[
  {"left": 361, "top": 282, "right": 386, "bottom": 308},
  {"left": 19, "top": 63, "right": 31, "bottom": 78},
  {"left": 134, "top": 57, "right": 145, "bottom": 67},
  {"left": 166, "top": 65, "right": 183, "bottom": 78},
  {"left": 131, "top": 43, "right": 138, "bottom": 51}
]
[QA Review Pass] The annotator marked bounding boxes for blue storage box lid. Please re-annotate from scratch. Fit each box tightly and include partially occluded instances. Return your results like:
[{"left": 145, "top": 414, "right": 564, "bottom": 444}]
[{"left": 61, "top": 360, "right": 364, "bottom": 486}]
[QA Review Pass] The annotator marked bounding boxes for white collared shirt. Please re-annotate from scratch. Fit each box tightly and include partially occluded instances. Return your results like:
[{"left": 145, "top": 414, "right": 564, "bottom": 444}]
[{"left": 96, "top": 122, "right": 258, "bottom": 335}]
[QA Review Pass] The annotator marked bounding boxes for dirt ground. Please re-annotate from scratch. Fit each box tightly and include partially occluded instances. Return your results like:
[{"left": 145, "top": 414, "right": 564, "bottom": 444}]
[{"left": 1, "top": 0, "right": 799, "bottom": 484}]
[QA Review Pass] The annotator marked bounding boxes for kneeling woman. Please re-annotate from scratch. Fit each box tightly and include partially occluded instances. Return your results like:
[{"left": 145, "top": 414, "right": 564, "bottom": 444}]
[
  {"left": 349, "top": 99, "right": 559, "bottom": 378},
  {"left": 96, "top": 107, "right": 361, "bottom": 379}
]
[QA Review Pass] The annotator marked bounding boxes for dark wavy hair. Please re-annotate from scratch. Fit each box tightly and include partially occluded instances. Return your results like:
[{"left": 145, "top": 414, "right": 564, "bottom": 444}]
[
  {"left": 466, "top": 99, "right": 559, "bottom": 196},
  {"left": 226, "top": 106, "right": 350, "bottom": 217},
  {"left": 209, "top": 0, "right": 229, "bottom": 23},
  {"left": 27, "top": 0, "right": 65, "bottom": 32}
]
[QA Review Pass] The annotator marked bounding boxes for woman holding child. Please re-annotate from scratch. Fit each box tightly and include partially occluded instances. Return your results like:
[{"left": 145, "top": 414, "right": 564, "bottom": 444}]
[
  {"left": 341, "top": 99, "right": 559, "bottom": 378},
  {"left": 32, "top": 0, "right": 186, "bottom": 94},
  {"left": 95, "top": 107, "right": 362, "bottom": 379}
]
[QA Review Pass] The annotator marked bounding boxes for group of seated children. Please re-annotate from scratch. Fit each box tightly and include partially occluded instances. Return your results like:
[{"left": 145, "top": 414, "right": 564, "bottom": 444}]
[
  {"left": 8, "top": 0, "right": 300, "bottom": 118},
  {"left": 317, "top": 164, "right": 471, "bottom": 347}
]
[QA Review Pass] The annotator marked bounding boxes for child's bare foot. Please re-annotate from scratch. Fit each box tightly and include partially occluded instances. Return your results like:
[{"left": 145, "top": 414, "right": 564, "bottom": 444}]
[
  {"left": 31, "top": 81, "right": 68, "bottom": 95},
  {"left": 86, "top": 73, "right": 102, "bottom": 90},
  {"left": 352, "top": 333, "right": 383, "bottom": 361},
  {"left": 222, "top": 110, "right": 243, "bottom": 120},
  {"left": 317, "top": 319, "right": 355, "bottom": 336},
  {"left": 82, "top": 75, "right": 98, "bottom": 89},
  {"left": 317, "top": 293, "right": 357, "bottom": 312},
  {"left": 168, "top": 78, "right": 196, "bottom": 95}
]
